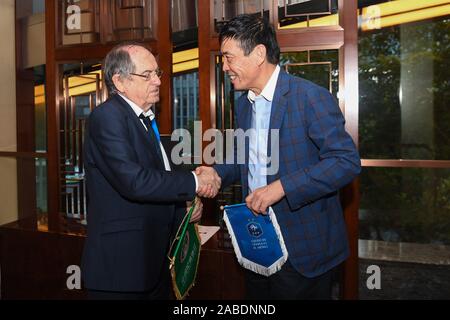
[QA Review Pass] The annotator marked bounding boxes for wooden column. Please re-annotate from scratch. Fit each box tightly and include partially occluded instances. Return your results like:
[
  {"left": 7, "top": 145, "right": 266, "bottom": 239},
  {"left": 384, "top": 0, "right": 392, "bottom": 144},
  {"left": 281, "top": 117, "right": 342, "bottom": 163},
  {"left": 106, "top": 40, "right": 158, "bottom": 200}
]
[
  {"left": 45, "top": 0, "right": 61, "bottom": 232},
  {"left": 340, "top": 0, "right": 360, "bottom": 300},
  {"left": 198, "top": 0, "right": 212, "bottom": 131},
  {"left": 15, "top": 4, "right": 37, "bottom": 228},
  {"left": 156, "top": 0, "right": 173, "bottom": 134}
]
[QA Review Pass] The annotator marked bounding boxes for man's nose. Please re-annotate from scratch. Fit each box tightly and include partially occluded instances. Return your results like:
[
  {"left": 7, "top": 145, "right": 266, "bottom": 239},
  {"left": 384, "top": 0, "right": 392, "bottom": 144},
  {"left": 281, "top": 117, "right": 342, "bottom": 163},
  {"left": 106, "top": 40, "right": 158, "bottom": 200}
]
[
  {"left": 153, "top": 76, "right": 161, "bottom": 86},
  {"left": 222, "top": 60, "right": 229, "bottom": 72}
]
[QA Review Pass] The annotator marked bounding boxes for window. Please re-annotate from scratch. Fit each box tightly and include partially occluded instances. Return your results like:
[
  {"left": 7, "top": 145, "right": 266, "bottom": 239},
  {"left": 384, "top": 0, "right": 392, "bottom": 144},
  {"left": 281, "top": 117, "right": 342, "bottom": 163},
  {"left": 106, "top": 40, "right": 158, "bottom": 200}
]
[{"left": 358, "top": 0, "right": 450, "bottom": 299}]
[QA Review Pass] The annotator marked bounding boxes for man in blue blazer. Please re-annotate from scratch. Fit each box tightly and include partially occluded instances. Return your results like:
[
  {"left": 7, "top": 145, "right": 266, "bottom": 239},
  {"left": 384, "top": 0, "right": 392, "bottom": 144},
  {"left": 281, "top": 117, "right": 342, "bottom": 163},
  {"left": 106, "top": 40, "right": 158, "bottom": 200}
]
[
  {"left": 198, "top": 14, "right": 361, "bottom": 299},
  {"left": 82, "top": 43, "right": 220, "bottom": 299}
]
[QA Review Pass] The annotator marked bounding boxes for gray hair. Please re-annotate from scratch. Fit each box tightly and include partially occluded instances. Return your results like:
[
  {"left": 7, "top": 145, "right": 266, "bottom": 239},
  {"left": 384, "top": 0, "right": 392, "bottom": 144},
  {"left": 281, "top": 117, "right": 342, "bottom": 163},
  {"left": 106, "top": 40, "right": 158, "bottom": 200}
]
[{"left": 103, "top": 42, "right": 147, "bottom": 95}]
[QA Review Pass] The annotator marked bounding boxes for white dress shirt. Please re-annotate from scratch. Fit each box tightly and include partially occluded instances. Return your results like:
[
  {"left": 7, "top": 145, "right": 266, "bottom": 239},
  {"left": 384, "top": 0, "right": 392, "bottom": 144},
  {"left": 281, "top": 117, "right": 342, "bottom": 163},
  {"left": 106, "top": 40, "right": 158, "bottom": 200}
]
[
  {"left": 247, "top": 65, "right": 280, "bottom": 193},
  {"left": 119, "top": 94, "right": 172, "bottom": 171}
]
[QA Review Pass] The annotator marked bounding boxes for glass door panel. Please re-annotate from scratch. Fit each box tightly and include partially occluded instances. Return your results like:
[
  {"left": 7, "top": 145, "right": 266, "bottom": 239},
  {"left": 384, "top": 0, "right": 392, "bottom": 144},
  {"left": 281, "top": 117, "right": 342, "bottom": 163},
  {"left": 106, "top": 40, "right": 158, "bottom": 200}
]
[{"left": 60, "top": 62, "right": 104, "bottom": 230}]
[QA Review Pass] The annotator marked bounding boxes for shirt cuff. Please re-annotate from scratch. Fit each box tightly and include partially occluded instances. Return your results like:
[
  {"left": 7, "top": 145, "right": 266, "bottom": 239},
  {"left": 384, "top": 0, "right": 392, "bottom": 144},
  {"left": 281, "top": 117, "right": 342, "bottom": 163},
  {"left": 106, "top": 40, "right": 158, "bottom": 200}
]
[{"left": 191, "top": 171, "right": 199, "bottom": 192}]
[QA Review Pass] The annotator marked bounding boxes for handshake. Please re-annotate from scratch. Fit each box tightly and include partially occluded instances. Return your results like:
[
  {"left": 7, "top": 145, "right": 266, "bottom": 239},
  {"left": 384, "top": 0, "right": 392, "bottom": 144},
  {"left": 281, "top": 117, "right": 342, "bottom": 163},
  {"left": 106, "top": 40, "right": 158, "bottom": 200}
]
[{"left": 195, "top": 166, "right": 221, "bottom": 198}]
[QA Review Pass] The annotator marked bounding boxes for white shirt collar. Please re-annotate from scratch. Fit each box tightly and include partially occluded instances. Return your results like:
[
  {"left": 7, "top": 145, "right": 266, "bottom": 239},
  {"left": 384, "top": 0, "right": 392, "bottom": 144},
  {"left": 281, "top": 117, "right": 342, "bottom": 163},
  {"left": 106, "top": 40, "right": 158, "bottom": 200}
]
[
  {"left": 119, "top": 93, "right": 155, "bottom": 120},
  {"left": 248, "top": 65, "right": 280, "bottom": 103}
]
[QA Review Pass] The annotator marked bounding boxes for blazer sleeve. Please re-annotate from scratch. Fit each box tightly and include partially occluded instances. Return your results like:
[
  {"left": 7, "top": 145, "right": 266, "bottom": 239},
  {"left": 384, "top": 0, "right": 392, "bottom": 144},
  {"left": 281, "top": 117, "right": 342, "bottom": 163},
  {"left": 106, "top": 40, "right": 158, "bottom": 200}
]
[
  {"left": 280, "top": 86, "right": 361, "bottom": 211},
  {"left": 86, "top": 105, "right": 196, "bottom": 203},
  {"left": 214, "top": 163, "right": 240, "bottom": 189}
]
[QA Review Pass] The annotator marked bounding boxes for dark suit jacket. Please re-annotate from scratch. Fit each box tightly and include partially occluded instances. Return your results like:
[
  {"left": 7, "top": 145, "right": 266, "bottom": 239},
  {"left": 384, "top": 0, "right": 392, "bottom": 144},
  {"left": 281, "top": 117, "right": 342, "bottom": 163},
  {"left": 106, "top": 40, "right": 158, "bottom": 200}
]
[
  {"left": 215, "top": 70, "right": 361, "bottom": 278},
  {"left": 81, "top": 94, "right": 196, "bottom": 292}
]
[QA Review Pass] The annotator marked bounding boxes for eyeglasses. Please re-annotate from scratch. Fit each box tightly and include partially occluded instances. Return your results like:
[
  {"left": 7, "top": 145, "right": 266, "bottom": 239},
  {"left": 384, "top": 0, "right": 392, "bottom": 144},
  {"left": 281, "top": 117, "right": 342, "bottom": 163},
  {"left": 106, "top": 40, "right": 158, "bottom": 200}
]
[{"left": 130, "top": 68, "right": 163, "bottom": 81}]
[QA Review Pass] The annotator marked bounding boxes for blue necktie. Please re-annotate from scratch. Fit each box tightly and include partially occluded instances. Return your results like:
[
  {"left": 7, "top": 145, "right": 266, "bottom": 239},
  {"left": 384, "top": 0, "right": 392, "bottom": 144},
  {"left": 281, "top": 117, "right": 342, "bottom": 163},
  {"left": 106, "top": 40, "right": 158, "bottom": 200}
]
[{"left": 140, "top": 114, "right": 161, "bottom": 143}]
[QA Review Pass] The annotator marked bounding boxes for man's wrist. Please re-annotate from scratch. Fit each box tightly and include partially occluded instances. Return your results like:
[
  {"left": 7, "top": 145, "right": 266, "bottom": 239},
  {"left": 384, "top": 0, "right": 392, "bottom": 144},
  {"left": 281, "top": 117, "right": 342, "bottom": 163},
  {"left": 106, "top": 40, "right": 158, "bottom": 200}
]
[{"left": 272, "top": 180, "right": 286, "bottom": 198}]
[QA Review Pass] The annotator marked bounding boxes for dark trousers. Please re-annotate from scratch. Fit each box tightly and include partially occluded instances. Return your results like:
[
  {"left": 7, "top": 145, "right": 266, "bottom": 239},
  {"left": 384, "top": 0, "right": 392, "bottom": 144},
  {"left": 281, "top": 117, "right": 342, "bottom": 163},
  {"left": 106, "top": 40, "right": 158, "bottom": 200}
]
[{"left": 245, "top": 260, "right": 336, "bottom": 300}]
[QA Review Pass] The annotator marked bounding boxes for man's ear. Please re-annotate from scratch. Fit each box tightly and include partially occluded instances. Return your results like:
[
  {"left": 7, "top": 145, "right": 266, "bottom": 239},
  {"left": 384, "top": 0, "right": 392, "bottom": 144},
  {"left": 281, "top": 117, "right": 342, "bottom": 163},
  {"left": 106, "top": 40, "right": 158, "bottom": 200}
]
[
  {"left": 254, "top": 44, "right": 267, "bottom": 66},
  {"left": 112, "top": 74, "right": 125, "bottom": 93}
]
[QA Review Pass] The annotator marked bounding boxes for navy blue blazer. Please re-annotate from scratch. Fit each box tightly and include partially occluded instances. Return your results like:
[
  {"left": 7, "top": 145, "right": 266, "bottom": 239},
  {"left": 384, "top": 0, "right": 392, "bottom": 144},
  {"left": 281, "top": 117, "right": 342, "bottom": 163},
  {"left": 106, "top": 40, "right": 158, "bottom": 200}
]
[
  {"left": 215, "top": 70, "right": 361, "bottom": 277},
  {"left": 81, "top": 94, "right": 196, "bottom": 292}
]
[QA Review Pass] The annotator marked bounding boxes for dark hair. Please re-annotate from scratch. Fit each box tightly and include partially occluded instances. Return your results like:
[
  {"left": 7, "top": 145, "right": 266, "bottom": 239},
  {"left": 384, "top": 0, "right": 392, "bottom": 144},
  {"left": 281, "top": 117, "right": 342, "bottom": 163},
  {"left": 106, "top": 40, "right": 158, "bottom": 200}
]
[
  {"left": 103, "top": 42, "right": 149, "bottom": 94},
  {"left": 219, "top": 14, "right": 280, "bottom": 65}
]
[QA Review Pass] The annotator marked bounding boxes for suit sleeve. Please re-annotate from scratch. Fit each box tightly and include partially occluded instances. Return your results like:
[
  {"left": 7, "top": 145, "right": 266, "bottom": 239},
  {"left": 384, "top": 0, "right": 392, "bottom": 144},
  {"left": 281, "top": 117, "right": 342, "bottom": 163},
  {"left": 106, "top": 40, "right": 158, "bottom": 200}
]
[
  {"left": 279, "top": 86, "right": 361, "bottom": 211},
  {"left": 214, "top": 163, "right": 240, "bottom": 189},
  {"left": 87, "top": 106, "right": 196, "bottom": 203}
]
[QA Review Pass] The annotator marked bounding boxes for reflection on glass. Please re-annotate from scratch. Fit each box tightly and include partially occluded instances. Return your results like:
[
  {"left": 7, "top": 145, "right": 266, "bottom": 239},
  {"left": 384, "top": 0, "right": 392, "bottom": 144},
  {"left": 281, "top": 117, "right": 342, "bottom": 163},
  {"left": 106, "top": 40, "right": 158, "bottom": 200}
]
[
  {"left": 286, "top": 63, "right": 332, "bottom": 92},
  {"left": 60, "top": 63, "right": 103, "bottom": 225},
  {"left": 360, "top": 167, "right": 450, "bottom": 245},
  {"left": 172, "top": 0, "right": 198, "bottom": 33},
  {"left": 34, "top": 65, "right": 47, "bottom": 152},
  {"left": 36, "top": 158, "right": 48, "bottom": 231},
  {"left": 60, "top": 0, "right": 100, "bottom": 45},
  {"left": 278, "top": 0, "right": 338, "bottom": 29},
  {"left": 172, "top": 0, "right": 198, "bottom": 48},
  {"left": 360, "top": 0, "right": 450, "bottom": 31},
  {"left": 358, "top": 0, "right": 450, "bottom": 160},
  {"left": 172, "top": 72, "right": 200, "bottom": 131},
  {"left": 59, "top": 0, "right": 157, "bottom": 45},
  {"left": 109, "top": 0, "right": 154, "bottom": 41},
  {"left": 168, "top": 72, "right": 200, "bottom": 186},
  {"left": 280, "top": 50, "right": 339, "bottom": 99},
  {"left": 214, "top": 0, "right": 270, "bottom": 33}
]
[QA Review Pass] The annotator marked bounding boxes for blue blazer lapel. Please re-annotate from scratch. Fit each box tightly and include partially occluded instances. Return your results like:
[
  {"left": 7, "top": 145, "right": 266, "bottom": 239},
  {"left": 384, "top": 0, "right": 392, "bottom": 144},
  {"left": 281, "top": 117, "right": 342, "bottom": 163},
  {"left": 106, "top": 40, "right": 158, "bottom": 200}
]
[
  {"left": 267, "top": 70, "right": 290, "bottom": 183},
  {"left": 269, "top": 70, "right": 289, "bottom": 132},
  {"left": 237, "top": 96, "right": 252, "bottom": 197},
  {"left": 239, "top": 98, "right": 253, "bottom": 131}
]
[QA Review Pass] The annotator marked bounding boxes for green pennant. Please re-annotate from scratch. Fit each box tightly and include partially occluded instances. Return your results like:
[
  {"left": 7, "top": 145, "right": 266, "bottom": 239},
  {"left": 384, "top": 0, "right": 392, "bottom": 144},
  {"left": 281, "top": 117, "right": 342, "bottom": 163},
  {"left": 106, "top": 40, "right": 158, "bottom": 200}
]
[{"left": 168, "top": 197, "right": 201, "bottom": 300}]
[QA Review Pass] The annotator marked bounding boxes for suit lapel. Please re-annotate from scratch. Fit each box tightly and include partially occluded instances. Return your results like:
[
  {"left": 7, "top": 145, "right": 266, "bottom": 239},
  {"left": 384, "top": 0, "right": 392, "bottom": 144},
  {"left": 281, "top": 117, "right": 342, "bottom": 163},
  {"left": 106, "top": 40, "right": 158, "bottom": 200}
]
[
  {"left": 239, "top": 98, "right": 252, "bottom": 131},
  {"left": 240, "top": 97, "right": 252, "bottom": 164},
  {"left": 269, "top": 70, "right": 289, "bottom": 133},
  {"left": 236, "top": 97, "right": 252, "bottom": 196},
  {"left": 267, "top": 71, "right": 289, "bottom": 183},
  {"left": 143, "top": 121, "right": 165, "bottom": 165},
  {"left": 113, "top": 95, "right": 165, "bottom": 167}
]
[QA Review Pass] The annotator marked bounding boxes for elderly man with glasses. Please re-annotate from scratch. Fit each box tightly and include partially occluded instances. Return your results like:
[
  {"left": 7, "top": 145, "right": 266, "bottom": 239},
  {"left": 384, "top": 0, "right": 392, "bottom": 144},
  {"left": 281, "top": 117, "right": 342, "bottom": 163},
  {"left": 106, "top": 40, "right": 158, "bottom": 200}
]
[{"left": 81, "top": 42, "right": 221, "bottom": 300}]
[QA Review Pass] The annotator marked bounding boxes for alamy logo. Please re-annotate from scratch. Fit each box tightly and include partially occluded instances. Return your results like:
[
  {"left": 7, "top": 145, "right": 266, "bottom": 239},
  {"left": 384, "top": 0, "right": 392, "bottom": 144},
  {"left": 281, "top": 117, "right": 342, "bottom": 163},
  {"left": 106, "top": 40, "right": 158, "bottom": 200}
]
[
  {"left": 66, "top": 1, "right": 81, "bottom": 31},
  {"left": 66, "top": 265, "right": 81, "bottom": 290},
  {"left": 366, "top": 265, "right": 381, "bottom": 290},
  {"left": 171, "top": 122, "right": 280, "bottom": 175}
]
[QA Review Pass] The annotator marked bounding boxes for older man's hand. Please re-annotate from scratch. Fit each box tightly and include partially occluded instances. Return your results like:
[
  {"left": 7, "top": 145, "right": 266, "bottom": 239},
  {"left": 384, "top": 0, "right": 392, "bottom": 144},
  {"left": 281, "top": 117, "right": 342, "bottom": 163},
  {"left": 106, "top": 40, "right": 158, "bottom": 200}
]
[
  {"left": 187, "top": 198, "right": 203, "bottom": 223},
  {"left": 195, "top": 166, "right": 221, "bottom": 198}
]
